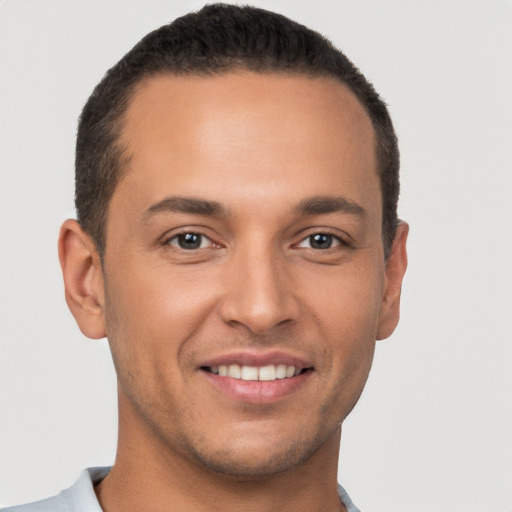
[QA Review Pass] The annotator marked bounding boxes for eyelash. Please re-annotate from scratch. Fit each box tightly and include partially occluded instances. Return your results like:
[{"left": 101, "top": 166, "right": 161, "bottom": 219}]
[{"left": 163, "top": 230, "right": 349, "bottom": 252}]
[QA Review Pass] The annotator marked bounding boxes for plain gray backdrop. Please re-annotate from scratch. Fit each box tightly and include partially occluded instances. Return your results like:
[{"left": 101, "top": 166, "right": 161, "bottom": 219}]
[{"left": 1, "top": 1, "right": 511, "bottom": 510}]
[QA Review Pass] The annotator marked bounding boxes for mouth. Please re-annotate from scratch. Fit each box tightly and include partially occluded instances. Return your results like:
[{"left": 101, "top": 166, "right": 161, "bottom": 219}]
[
  {"left": 200, "top": 364, "right": 310, "bottom": 381},
  {"left": 198, "top": 353, "right": 314, "bottom": 404}
]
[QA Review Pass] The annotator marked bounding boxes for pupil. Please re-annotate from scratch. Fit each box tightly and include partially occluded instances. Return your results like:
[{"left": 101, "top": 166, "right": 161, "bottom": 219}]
[
  {"left": 311, "top": 233, "right": 332, "bottom": 249},
  {"left": 179, "top": 233, "right": 201, "bottom": 249}
]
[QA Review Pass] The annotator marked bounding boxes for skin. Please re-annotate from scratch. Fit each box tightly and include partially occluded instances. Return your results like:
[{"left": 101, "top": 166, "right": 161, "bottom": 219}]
[{"left": 59, "top": 71, "right": 408, "bottom": 512}]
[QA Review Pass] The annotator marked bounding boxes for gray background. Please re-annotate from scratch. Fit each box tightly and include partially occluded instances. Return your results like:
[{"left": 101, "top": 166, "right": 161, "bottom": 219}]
[{"left": 1, "top": 0, "right": 511, "bottom": 510}]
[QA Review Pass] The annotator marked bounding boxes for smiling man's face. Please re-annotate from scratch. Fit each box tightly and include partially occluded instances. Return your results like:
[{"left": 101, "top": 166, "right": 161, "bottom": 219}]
[{"left": 96, "top": 71, "right": 407, "bottom": 476}]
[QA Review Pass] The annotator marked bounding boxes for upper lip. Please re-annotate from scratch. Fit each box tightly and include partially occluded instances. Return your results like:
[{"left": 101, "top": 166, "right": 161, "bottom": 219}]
[{"left": 199, "top": 350, "right": 313, "bottom": 370}]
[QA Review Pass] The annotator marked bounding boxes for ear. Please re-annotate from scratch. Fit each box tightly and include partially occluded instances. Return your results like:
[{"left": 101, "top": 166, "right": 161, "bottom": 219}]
[
  {"left": 376, "top": 221, "right": 409, "bottom": 340},
  {"left": 58, "top": 219, "right": 106, "bottom": 339}
]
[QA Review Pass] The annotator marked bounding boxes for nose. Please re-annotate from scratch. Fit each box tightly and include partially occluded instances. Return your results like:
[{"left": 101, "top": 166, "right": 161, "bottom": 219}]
[{"left": 219, "top": 243, "right": 300, "bottom": 335}]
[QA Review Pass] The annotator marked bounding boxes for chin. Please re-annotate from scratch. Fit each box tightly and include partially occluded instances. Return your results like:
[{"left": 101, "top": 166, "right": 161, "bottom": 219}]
[{"left": 181, "top": 429, "right": 328, "bottom": 478}]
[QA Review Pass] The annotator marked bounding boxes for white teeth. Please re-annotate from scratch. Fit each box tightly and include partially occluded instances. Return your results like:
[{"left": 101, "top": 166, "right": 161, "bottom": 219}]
[
  {"left": 213, "top": 364, "right": 302, "bottom": 381},
  {"left": 276, "top": 364, "right": 287, "bottom": 379},
  {"left": 241, "top": 366, "right": 259, "bottom": 380},
  {"left": 259, "top": 365, "right": 276, "bottom": 381},
  {"left": 228, "top": 364, "right": 241, "bottom": 378}
]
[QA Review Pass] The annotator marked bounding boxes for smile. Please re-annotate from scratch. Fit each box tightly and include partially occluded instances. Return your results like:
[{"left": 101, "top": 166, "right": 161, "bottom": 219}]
[
  {"left": 203, "top": 364, "right": 305, "bottom": 381},
  {"left": 199, "top": 352, "right": 314, "bottom": 403}
]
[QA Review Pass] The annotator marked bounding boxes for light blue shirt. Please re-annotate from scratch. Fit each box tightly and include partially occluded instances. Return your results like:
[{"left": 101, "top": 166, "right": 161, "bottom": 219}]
[{"left": 2, "top": 467, "right": 361, "bottom": 512}]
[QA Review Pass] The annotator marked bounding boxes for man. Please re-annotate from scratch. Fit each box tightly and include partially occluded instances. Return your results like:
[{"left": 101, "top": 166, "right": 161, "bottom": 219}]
[{"left": 4, "top": 4, "right": 407, "bottom": 512}]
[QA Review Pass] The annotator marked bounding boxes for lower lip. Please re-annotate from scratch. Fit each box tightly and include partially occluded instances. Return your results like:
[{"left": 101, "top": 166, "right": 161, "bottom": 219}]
[{"left": 201, "top": 370, "right": 313, "bottom": 404}]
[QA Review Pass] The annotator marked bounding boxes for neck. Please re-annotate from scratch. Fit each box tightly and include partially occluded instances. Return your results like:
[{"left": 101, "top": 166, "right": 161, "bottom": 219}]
[{"left": 95, "top": 391, "right": 346, "bottom": 512}]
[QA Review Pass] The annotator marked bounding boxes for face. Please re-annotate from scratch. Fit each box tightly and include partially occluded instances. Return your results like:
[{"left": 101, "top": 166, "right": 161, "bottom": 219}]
[{"left": 96, "top": 72, "right": 404, "bottom": 476}]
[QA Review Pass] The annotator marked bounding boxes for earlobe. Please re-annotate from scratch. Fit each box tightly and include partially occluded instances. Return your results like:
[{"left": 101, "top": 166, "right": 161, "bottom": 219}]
[
  {"left": 376, "top": 221, "right": 409, "bottom": 341},
  {"left": 58, "top": 219, "right": 106, "bottom": 339}
]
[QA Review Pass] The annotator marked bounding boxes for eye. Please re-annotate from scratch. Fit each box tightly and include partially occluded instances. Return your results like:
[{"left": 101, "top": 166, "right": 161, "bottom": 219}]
[
  {"left": 167, "top": 232, "right": 213, "bottom": 250},
  {"left": 297, "top": 233, "right": 342, "bottom": 250}
]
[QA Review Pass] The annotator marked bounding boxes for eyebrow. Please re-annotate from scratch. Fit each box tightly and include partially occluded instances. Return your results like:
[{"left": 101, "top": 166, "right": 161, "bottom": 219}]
[
  {"left": 143, "top": 196, "right": 225, "bottom": 221},
  {"left": 142, "top": 194, "right": 367, "bottom": 222},
  {"left": 294, "top": 195, "right": 368, "bottom": 218}
]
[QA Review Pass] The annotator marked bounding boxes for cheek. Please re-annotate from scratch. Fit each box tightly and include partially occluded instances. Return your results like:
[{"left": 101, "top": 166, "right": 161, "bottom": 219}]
[
  {"left": 305, "top": 259, "right": 384, "bottom": 338},
  {"left": 106, "top": 261, "right": 220, "bottom": 333},
  {"left": 103, "top": 264, "right": 221, "bottom": 383},
  {"left": 303, "top": 259, "right": 383, "bottom": 389}
]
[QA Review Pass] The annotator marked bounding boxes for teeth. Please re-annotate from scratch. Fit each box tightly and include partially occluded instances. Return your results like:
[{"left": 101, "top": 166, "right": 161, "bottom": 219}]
[
  {"left": 228, "top": 364, "right": 241, "bottom": 379},
  {"left": 276, "top": 364, "right": 287, "bottom": 379},
  {"left": 259, "top": 365, "right": 276, "bottom": 381},
  {"left": 213, "top": 364, "right": 301, "bottom": 381},
  {"left": 241, "top": 366, "right": 258, "bottom": 380}
]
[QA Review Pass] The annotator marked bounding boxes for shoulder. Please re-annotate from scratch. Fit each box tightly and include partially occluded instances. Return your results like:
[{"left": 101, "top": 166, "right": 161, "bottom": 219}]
[
  {"left": 1, "top": 467, "right": 110, "bottom": 512},
  {"left": 2, "top": 494, "right": 68, "bottom": 512}
]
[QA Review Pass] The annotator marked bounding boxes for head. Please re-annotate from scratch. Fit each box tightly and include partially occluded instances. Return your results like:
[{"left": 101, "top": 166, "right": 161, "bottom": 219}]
[
  {"left": 75, "top": 3, "right": 399, "bottom": 260},
  {"left": 60, "top": 4, "right": 408, "bottom": 480}
]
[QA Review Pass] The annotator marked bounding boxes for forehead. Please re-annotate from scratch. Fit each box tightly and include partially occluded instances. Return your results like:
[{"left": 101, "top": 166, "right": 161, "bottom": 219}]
[
  {"left": 123, "top": 71, "right": 374, "bottom": 157},
  {"left": 114, "top": 71, "right": 379, "bottom": 219}
]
